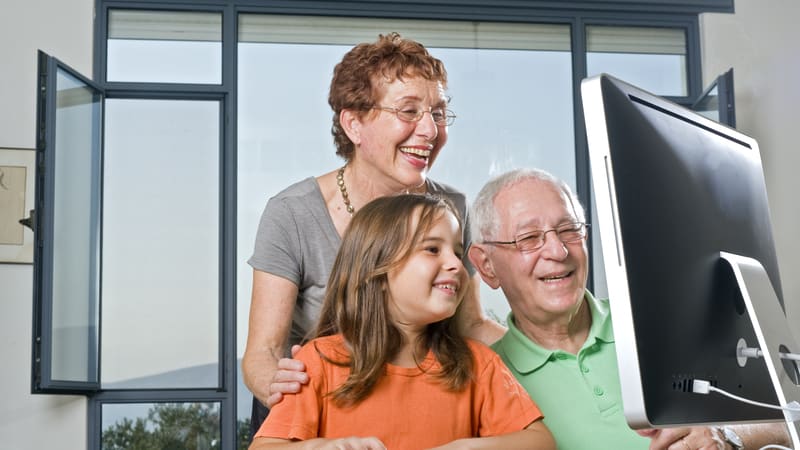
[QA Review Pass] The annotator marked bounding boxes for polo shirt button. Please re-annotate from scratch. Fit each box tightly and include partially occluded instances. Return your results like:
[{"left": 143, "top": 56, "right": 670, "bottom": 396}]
[
  {"left": 593, "top": 386, "right": 604, "bottom": 396},
  {"left": 581, "top": 365, "right": 590, "bottom": 373}
]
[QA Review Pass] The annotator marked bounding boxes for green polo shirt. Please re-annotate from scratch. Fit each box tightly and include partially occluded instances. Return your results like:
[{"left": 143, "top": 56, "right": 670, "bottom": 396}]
[{"left": 491, "top": 290, "right": 649, "bottom": 450}]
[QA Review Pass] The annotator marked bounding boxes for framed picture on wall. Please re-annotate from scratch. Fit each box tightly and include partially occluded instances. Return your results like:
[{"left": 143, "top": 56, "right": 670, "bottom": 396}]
[{"left": 0, "top": 147, "right": 35, "bottom": 264}]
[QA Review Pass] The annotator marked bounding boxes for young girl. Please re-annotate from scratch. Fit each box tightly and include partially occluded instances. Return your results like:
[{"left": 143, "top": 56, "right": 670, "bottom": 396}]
[{"left": 250, "top": 194, "right": 554, "bottom": 450}]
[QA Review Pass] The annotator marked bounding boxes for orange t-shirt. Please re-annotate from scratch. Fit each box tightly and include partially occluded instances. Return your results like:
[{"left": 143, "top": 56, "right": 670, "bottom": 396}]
[{"left": 254, "top": 335, "right": 543, "bottom": 450}]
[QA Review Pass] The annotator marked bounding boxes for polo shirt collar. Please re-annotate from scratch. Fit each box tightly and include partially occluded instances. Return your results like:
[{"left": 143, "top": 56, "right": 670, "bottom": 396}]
[{"left": 501, "top": 289, "right": 614, "bottom": 374}]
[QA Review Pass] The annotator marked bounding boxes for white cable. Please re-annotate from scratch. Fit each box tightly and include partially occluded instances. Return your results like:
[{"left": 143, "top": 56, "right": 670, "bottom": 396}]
[
  {"left": 707, "top": 385, "right": 799, "bottom": 412},
  {"left": 692, "top": 379, "right": 800, "bottom": 420},
  {"left": 694, "top": 379, "right": 800, "bottom": 449},
  {"left": 780, "top": 352, "right": 800, "bottom": 362},
  {"left": 739, "top": 346, "right": 800, "bottom": 362}
]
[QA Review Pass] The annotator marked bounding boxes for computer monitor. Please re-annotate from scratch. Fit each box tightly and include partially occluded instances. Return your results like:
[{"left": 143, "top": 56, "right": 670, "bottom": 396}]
[{"left": 581, "top": 73, "right": 796, "bottom": 429}]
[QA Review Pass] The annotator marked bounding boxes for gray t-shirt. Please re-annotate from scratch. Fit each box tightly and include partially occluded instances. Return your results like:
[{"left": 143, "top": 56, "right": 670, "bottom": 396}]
[{"left": 248, "top": 176, "right": 474, "bottom": 348}]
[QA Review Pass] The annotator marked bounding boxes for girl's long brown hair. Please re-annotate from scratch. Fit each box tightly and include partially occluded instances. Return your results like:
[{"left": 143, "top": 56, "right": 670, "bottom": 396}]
[{"left": 313, "top": 194, "right": 473, "bottom": 407}]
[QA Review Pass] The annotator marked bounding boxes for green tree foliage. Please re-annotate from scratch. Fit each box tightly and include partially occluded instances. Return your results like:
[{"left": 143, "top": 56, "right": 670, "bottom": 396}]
[
  {"left": 101, "top": 403, "right": 251, "bottom": 450},
  {"left": 101, "top": 417, "right": 156, "bottom": 450}
]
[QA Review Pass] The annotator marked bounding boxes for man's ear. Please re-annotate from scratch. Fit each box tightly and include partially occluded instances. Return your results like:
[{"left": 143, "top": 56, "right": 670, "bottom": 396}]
[
  {"left": 340, "top": 109, "right": 362, "bottom": 146},
  {"left": 468, "top": 244, "right": 501, "bottom": 290}
]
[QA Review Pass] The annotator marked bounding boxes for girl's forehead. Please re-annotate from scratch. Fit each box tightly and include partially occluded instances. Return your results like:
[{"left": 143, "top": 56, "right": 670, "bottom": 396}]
[
  {"left": 429, "top": 210, "right": 462, "bottom": 236},
  {"left": 407, "top": 207, "right": 456, "bottom": 234}
]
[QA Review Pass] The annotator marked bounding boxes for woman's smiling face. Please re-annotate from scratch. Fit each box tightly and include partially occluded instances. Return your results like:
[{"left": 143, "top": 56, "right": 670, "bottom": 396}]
[{"left": 353, "top": 76, "right": 450, "bottom": 191}]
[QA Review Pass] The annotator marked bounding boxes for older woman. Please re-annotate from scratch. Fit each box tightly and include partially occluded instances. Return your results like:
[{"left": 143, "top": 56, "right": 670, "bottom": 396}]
[{"left": 242, "top": 32, "right": 506, "bottom": 437}]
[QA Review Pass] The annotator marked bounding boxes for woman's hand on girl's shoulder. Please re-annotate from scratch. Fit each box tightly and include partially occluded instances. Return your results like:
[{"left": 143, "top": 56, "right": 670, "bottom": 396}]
[{"left": 266, "top": 344, "right": 309, "bottom": 408}]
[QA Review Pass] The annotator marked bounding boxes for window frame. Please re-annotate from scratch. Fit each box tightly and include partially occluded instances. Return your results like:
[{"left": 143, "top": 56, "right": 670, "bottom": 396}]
[
  {"left": 89, "top": 3, "right": 237, "bottom": 446},
  {"left": 33, "top": 51, "right": 103, "bottom": 394},
  {"left": 27, "top": 1, "right": 734, "bottom": 449},
  {"left": 691, "top": 67, "right": 736, "bottom": 127}
]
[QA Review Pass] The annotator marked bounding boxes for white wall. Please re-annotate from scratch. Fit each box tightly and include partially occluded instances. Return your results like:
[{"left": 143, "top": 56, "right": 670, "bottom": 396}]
[
  {"left": 1, "top": 1, "right": 797, "bottom": 449},
  {"left": 0, "top": 1, "right": 93, "bottom": 449},
  {"left": 701, "top": 0, "right": 800, "bottom": 332}
]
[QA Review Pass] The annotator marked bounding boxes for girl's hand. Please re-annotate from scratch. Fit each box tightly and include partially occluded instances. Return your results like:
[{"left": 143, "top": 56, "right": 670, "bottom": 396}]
[{"left": 316, "top": 436, "right": 387, "bottom": 450}]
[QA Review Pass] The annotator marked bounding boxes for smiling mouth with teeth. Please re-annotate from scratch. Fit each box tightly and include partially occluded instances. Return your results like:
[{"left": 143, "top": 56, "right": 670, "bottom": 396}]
[
  {"left": 436, "top": 283, "right": 458, "bottom": 293},
  {"left": 542, "top": 272, "right": 572, "bottom": 281},
  {"left": 400, "top": 147, "right": 430, "bottom": 159}
]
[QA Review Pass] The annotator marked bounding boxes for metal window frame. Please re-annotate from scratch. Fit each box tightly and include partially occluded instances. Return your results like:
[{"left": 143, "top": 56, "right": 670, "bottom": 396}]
[
  {"left": 33, "top": 51, "right": 104, "bottom": 395},
  {"left": 692, "top": 67, "right": 736, "bottom": 127}
]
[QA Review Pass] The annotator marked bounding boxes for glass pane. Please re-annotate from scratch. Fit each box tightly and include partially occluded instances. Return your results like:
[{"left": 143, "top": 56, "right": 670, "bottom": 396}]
[
  {"left": 101, "top": 99, "right": 219, "bottom": 389},
  {"left": 101, "top": 402, "right": 221, "bottom": 448},
  {"left": 587, "top": 25, "right": 687, "bottom": 96},
  {"left": 692, "top": 69, "right": 735, "bottom": 127},
  {"left": 107, "top": 10, "right": 222, "bottom": 84},
  {"left": 50, "top": 67, "right": 102, "bottom": 383},
  {"left": 239, "top": 14, "right": 570, "bottom": 51},
  {"left": 236, "top": 15, "right": 573, "bottom": 424},
  {"left": 693, "top": 84, "right": 721, "bottom": 122}
]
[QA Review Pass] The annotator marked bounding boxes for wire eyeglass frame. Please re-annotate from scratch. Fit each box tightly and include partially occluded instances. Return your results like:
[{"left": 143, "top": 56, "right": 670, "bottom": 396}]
[{"left": 483, "top": 222, "right": 590, "bottom": 253}]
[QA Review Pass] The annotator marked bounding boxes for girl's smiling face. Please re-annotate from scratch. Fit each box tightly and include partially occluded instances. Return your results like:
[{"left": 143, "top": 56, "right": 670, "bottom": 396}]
[{"left": 386, "top": 208, "right": 466, "bottom": 334}]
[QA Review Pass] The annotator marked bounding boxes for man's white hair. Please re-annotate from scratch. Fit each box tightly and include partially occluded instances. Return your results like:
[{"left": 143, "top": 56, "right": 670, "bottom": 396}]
[{"left": 470, "top": 168, "right": 586, "bottom": 243}]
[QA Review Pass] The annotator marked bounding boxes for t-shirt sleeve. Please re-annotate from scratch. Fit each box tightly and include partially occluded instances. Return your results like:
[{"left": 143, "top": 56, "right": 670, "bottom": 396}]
[
  {"left": 247, "top": 196, "right": 303, "bottom": 284},
  {"left": 472, "top": 343, "right": 544, "bottom": 436},
  {"left": 253, "top": 343, "right": 324, "bottom": 441}
]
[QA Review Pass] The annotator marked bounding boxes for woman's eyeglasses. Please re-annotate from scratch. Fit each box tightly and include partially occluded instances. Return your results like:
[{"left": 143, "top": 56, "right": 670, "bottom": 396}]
[{"left": 373, "top": 105, "right": 456, "bottom": 126}]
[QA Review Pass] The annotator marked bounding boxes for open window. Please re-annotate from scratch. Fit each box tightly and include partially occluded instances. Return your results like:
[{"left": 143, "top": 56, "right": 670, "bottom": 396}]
[
  {"left": 32, "top": 45, "right": 229, "bottom": 446},
  {"left": 691, "top": 67, "right": 736, "bottom": 127},
  {"left": 32, "top": 51, "right": 103, "bottom": 393},
  {"left": 32, "top": 49, "right": 224, "bottom": 396}
]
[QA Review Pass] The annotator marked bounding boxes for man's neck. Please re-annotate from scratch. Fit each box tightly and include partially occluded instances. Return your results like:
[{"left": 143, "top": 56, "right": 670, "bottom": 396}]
[{"left": 516, "top": 298, "right": 592, "bottom": 355}]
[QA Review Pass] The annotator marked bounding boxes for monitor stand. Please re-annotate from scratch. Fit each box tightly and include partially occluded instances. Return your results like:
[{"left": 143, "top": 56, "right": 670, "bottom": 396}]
[{"left": 720, "top": 251, "right": 800, "bottom": 447}]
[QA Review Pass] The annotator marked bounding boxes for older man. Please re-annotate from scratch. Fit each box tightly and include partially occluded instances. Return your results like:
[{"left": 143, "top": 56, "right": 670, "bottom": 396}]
[{"left": 466, "top": 168, "right": 789, "bottom": 450}]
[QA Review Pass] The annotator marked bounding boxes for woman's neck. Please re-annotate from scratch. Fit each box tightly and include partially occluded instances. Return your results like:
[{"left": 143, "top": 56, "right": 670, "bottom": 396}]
[
  {"left": 321, "top": 161, "right": 427, "bottom": 237},
  {"left": 346, "top": 160, "right": 426, "bottom": 204}
]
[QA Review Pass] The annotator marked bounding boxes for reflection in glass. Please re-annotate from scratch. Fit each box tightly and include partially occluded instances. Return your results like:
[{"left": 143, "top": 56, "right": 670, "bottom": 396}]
[
  {"left": 101, "top": 99, "right": 220, "bottom": 389},
  {"left": 107, "top": 10, "right": 222, "bottom": 84},
  {"left": 692, "top": 85, "right": 721, "bottom": 122},
  {"left": 51, "top": 68, "right": 102, "bottom": 383},
  {"left": 101, "top": 402, "right": 222, "bottom": 449},
  {"left": 587, "top": 25, "right": 687, "bottom": 96},
  {"left": 236, "top": 15, "right": 574, "bottom": 423}
]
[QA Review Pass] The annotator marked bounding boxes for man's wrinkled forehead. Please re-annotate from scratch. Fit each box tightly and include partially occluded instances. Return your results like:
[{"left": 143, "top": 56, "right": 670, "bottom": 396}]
[{"left": 497, "top": 179, "right": 575, "bottom": 226}]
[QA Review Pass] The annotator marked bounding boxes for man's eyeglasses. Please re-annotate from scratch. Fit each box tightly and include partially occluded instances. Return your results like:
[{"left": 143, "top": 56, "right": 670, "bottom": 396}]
[
  {"left": 373, "top": 105, "right": 456, "bottom": 126},
  {"left": 483, "top": 222, "right": 590, "bottom": 253}
]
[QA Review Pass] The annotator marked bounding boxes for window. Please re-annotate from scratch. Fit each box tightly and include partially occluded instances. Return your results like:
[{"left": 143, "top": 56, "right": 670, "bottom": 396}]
[
  {"left": 101, "top": 402, "right": 222, "bottom": 448},
  {"left": 33, "top": 53, "right": 102, "bottom": 392},
  {"left": 101, "top": 98, "right": 220, "bottom": 390},
  {"left": 586, "top": 25, "right": 688, "bottom": 96},
  {"left": 691, "top": 67, "right": 736, "bottom": 127},
  {"left": 107, "top": 10, "right": 222, "bottom": 84}
]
